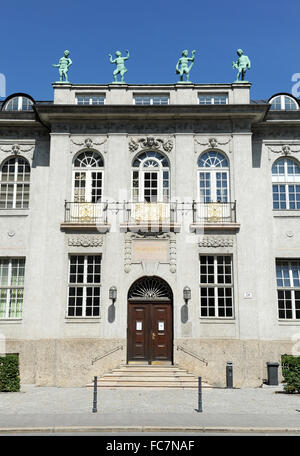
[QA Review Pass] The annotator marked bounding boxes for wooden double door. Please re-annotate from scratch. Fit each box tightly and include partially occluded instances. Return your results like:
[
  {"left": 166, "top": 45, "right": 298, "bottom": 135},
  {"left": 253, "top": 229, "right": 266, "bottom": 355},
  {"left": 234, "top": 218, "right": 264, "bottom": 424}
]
[{"left": 127, "top": 301, "right": 173, "bottom": 363}]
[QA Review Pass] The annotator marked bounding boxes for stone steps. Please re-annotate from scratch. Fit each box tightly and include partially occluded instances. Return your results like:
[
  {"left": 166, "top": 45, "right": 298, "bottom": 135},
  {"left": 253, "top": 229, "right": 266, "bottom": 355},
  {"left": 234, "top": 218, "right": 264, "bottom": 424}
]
[{"left": 87, "top": 364, "right": 209, "bottom": 389}]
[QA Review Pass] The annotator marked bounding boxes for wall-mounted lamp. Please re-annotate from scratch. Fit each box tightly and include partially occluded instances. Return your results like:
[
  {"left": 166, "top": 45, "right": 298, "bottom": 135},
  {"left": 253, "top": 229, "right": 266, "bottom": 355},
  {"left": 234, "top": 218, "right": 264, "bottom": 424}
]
[
  {"left": 183, "top": 286, "right": 191, "bottom": 303},
  {"left": 109, "top": 286, "right": 117, "bottom": 302}
]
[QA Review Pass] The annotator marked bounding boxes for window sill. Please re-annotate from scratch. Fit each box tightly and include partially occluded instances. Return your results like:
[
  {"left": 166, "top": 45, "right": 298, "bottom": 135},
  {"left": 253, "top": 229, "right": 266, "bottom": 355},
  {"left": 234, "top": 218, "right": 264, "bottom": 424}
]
[
  {"left": 65, "top": 317, "right": 101, "bottom": 323},
  {"left": 199, "top": 318, "right": 235, "bottom": 324},
  {"left": 273, "top": 211, "right": 300, "bottom": 217},
  {"left": 0, "top": 209, "right": 29, "bottom": 217},
  {"left": 0, "top": 318, "right": 23, "bottom": 324},
  {"left": 278, "top": 320, "right": 300, "bottom": 326}
]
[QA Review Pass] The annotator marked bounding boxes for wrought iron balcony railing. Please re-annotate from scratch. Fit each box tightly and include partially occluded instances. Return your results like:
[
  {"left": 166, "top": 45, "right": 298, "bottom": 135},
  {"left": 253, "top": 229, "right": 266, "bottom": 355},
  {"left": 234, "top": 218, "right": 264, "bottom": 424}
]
[
  {"left": 64, "top": 201, "right": 108, "bottom": 224},
  {"left": 124, "top": 202, "right": 178, "bottom": 224},
  {"left": 192, "top": 201, "right": 236, "bottom": 224}
]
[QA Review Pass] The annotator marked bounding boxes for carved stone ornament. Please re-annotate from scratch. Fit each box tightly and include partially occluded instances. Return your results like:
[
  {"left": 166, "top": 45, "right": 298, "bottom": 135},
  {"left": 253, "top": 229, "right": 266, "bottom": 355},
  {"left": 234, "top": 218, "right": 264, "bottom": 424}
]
[
  {"left": 267, "top": 144, "right": 300, "bottom": 156},
  {"left": 194, "top": 136, "right": 232, "bottom": 153},
  {"left": 129, "top": 136, "right": 174, "bottom": 153},
  {"left": 199, "top": 237, "right": 234, "bottom": 248},
  {"left": 0, "top": 141, "right": 35, "bottom": 163},
  {"left": 68, "top": 235, "right": 103, "bottom": 247},
  {"left": 70, "top": 136, "right": 108, "bottom": 154},
  {"left": 124, "top": 232, "right": 176, "bottom": 273}
]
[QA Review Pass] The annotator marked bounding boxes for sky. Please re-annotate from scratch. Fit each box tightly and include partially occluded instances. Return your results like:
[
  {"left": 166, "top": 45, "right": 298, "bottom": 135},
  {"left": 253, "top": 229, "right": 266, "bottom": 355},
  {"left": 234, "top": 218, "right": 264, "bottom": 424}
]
[{"left": 1, "top": 0, "right": 300, "bottom": 101}]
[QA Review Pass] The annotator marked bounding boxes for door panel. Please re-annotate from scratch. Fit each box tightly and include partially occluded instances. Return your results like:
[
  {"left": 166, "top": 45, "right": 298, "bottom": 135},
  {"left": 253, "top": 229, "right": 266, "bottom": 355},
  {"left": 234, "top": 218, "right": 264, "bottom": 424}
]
[
  {"left": 151, "top": 304, "right": 172, "bottom": 361},
  {"left": 128, "top": 301, "right": 172, "bottom": 363}
]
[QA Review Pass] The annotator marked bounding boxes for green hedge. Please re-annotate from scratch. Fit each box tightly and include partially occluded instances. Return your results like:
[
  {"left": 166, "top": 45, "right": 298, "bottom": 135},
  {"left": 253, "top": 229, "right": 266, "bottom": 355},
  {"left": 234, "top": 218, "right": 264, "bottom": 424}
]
[
  {"left": 281, "top": 354, "right": 300, "bottom": 393},
  {"left": 0, "top": 354, "right": 20, "bottom": 392}
]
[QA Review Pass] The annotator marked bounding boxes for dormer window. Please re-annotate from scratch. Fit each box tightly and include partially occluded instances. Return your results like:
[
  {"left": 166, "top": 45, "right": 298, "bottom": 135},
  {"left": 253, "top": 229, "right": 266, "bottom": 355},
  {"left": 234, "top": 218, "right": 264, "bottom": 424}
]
[
  {"left": 269, "top": 95, "right": 298, "bottom": 111},
  {"left": 4, "top": 96, "right": 33, "bottom": 111}
]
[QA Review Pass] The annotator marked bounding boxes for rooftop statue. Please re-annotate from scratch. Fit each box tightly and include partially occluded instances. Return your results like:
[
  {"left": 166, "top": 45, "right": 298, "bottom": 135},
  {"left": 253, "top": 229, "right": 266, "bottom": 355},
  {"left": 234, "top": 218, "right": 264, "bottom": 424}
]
[
  {"left": 176, "top": 50, "right": 196, "bottom": 83},
  {"left": 232, "top": 49, "right": 251, "bottom": 83},
  {"left": 109, "top": 50, "right": 130, "bottom": 83},
  {"left": 52, "top": 50, "right": 72, "bottom": 83}
]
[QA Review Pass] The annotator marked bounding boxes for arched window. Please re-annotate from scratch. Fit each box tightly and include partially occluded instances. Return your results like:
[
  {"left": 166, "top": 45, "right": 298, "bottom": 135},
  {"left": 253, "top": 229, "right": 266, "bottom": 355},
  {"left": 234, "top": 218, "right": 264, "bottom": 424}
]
[
  {"left": 269, "top": 95, "right": 298, "bottom": 111},
  {"left": 132, "top": 151, "right": 170, "bottom": 202},
  {"left": 197, "top": 151, "right": 229, "bottom": 202},
  {"left": 3, "top": 96, "right": 33, "bottom": 111},
  {"left": 0, "top": 157, "right": 30, "bottom": 209},
  {"left": 272, "top": 157, "right": 300, "bottom": 209},
  {"left": 73, "top": 151, "right": 104, "bottom": 202}
]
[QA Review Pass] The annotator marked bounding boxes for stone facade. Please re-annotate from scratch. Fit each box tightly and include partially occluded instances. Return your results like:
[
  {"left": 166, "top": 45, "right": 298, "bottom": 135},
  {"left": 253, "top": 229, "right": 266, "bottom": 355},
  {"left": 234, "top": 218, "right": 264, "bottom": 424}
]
[{"left": 0, "top": 84, "right": 300, "bottom": 387}]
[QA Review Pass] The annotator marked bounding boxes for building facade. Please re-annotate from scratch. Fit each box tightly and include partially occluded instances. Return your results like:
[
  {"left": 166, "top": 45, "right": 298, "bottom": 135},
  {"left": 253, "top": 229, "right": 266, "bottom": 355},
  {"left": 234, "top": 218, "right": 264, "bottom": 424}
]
[{"left": 0, "top": 83, "right": 300, "bottom": 387}]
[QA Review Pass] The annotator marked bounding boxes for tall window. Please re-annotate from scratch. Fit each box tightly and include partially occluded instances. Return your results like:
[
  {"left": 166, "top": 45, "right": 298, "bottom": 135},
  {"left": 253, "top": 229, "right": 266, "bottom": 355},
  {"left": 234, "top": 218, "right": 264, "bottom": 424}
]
[
  {"left": 73, "top": 151, "right": 104, "bottom": 203},
  {"left": 0, "top": 258, "right": 25, "bottom": 319},
  {"left": 200, "top": 255, "right": 233, "bottom": 318},
  {"left": 132, "top": 151, "right": 170, "bottom": 202},
  {"left": 68, "top": 255, "right": 101, "bottom": 317},
  {"left": 198, "top": 151, "right": 229, "bottom": 202},
  {"left": 276, "top": 260, "right": 300, "bottom": 320},
  {"left": 0, "top": 157, "right": 30, "bottom": 209},
  {"left": 272, "top": 158, "right": 300, "bottom": 210}
]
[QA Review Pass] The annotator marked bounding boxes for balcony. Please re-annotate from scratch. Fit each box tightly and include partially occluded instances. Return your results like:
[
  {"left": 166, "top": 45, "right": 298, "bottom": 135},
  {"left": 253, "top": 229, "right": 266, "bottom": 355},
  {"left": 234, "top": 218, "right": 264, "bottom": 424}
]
[
  {"left": 60, "top": 202, "right": 110, "bottom": 232},
  {"left": 190, "top": 201, "right": 240, "bottom": 232},
  {"left": 120, "top": 202, "right": 181, "bottom": 232}
]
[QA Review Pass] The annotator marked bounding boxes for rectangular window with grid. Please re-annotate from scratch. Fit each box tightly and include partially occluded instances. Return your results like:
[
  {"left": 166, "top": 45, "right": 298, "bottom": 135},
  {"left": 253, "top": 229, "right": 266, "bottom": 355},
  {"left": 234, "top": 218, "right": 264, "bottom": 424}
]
[
  {"left": 0, "top": 258, "right": 25, "bottom": 319},
  {"left": 276, "top": 259, "right": 300, "bottom": 319},
  {"left": 198, "top": 94, "right": 228, "bottom": 105},
  {"left": 68, "top": 255, "right": 101, "bottom": 317},
  {"left": 134, "top": 95, "right": 169, "bottom": 105},
  {"left": 76, "top": 95, "right": 105, "bottom": 105},
  {"left": 199, "top": 255, "right": 233, "bottom": 318}
]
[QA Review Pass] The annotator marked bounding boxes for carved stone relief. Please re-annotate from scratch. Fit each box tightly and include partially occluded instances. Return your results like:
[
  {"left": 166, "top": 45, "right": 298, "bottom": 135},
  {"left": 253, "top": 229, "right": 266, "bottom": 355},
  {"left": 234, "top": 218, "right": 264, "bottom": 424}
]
[
  {"left": 124, "top": 232, "right": 176, "bottom": 273},
  {"left": 199, "top": 237, "right": 234, "bottom": 248},
  {"left": 70, "top": 136, "right": 108, "bottom": 154},
  {"left": 68, "top": 235, "right": 103, "bottom": 247},
  {"left": 194, "top": 136, "right": 233, "bottom": 154},
  {"left": 266, "top": 143, "right": 300, "bottom": 160},
  {"left": 129, "top": 136, "right": 174, "bottom": 154},
  {"left": 0, "top": 140, "right": 35, "bottom": 163}
]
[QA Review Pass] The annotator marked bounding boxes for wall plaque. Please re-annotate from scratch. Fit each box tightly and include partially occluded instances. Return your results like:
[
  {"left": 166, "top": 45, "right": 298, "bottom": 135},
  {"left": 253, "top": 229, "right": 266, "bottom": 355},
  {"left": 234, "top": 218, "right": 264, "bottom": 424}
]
[{"left": 132, "top": 240, "right": 169, "bottom": 263}]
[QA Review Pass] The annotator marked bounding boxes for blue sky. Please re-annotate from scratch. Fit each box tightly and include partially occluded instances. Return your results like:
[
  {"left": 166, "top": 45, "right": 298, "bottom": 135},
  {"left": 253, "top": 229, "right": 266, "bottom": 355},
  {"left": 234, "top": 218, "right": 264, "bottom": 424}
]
[{"left": 1, "top": 0, "right": 299, "bottom": 101}]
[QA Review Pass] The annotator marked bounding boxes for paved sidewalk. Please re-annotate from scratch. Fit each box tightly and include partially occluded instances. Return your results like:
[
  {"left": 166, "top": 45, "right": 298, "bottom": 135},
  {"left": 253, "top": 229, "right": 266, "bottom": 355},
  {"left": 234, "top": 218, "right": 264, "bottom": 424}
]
[{"left": 0, "top": 384, "right": 300, "bottom": 432}]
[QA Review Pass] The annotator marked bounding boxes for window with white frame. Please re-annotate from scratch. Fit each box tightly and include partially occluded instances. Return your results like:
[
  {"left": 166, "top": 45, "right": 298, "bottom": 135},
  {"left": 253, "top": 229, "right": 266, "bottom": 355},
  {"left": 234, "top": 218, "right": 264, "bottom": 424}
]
[
  {"left": 0, "top": 157, "right": 30, "bottom": 209},
  {"left": 132, "top": 151, "right": 170, "bottom": 202},
  {"left": 269, "top": 95, "right": 298, "bottom": 111},
  {"left": 198, "top": 94, "right": 228, "bottom": 105},
  {"left": 272, "top": 158, "right": 300, "bottom": 210},
  {"left": 73, "top": 151, "right": 104, "bottom": 203},
  {"left": 0, "top": 258, "right": 25, "bottom": 319},
  {"left": 200, "top": 255, "right": 233, "bottom": 318},
  {"left": 134, "top": 95, "right": 169, "bottom": 105},
  {"left": 4, "top": 96, "right": 33, "bottom": 111},
  {"left": 76, "top": 94, "right": 105, "bottom": 105},
  {"left": 276, "top": 259, "right": 300, "bottom": 319},
  {"left": 68, "top": 255, "right": 101, "bottom": 317},
  {"left": 198, "top": 151, "right": 229, "bottom": 202}
]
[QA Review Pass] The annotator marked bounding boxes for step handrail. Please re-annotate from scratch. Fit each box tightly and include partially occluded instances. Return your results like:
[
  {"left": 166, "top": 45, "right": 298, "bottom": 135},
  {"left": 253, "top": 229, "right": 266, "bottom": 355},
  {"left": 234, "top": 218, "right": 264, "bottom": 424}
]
[
  {"left": 91, "top": 345, "right": 123, "bottom": 365},
  {"left": 176, "top": 345, "right": 208, "bottom": 366}
]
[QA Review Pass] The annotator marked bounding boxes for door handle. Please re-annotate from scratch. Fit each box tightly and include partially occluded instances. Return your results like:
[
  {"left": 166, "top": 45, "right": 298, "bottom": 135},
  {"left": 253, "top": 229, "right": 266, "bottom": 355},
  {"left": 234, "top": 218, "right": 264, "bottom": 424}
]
[{"left": 152, "top": 332, "right": 156, "bottom": 340}]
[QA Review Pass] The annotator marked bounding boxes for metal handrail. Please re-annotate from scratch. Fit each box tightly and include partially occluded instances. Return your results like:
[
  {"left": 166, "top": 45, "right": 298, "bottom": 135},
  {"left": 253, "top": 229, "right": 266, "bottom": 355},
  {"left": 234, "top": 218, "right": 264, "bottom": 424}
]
[
  {"left": 91, "top": 345, "right": 123, "bottom": 365},
  {"left": 177, "top": 345, "right": 208, "bottom": 366}
]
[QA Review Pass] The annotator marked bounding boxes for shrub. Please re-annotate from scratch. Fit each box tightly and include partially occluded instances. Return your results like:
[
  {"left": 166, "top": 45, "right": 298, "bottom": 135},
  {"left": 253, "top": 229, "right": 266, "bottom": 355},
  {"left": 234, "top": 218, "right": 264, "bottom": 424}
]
[
  {"left": 281, "top": 354, "right": 300, "bottom": 393},
  {"left": 0, "top": 354, "right": 20, "bottom": 392}
]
